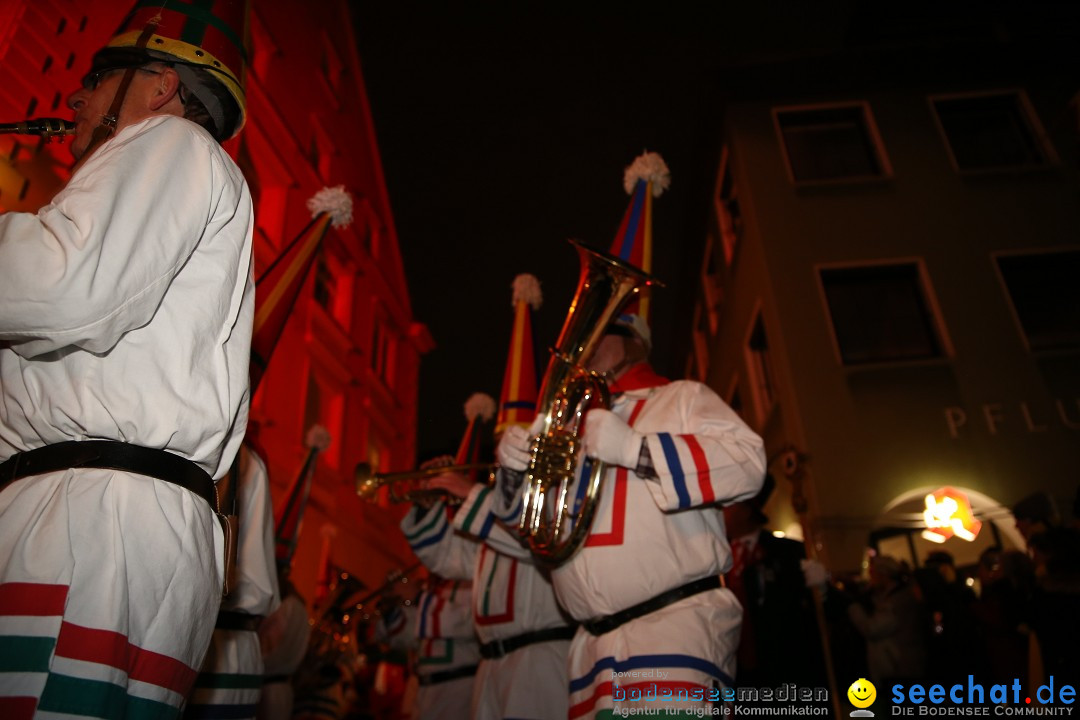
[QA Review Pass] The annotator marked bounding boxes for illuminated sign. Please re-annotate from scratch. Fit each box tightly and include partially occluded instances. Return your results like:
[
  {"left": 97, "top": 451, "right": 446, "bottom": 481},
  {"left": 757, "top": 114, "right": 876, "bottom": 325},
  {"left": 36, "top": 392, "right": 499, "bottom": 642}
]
[{"left": 922, "top": 487, "right": 981, "bottom": 543}]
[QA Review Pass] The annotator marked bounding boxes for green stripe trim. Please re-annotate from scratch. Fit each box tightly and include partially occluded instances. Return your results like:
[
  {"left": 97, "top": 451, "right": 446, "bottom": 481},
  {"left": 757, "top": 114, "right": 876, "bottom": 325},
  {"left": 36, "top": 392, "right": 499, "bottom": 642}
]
[
  {"left": 38, "top": 672, "right": 181, "bottom": 719},
  {"left": 460, "top": 486, "right": 492, "bottom": 533},
  {"left": 0, "top": 635, "right": 55, "bottom": 672},
  {"left": 403, "top": 507, "right": 444, "bottom": 542},
  {"left": 194, "top": 671, "right": 264, "bottom": 689},
  {"left": 417, "top": 638, "right": 453, "bottom": 665}
]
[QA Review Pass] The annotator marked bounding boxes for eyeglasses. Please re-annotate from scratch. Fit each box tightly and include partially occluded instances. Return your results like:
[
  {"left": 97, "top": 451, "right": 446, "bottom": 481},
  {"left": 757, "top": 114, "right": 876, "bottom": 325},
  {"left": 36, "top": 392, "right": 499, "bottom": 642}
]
[{"left": 83, "top": 66, "right": 164, "bottom": 91}]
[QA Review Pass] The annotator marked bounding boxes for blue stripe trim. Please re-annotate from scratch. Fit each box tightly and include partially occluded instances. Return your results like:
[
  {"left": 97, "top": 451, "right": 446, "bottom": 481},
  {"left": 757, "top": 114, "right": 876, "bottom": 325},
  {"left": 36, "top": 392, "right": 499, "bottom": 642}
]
[
  {"left": 496, "top": 497, "right": 522, "bottom": 524},
  {"left": 478, "top": 511, "right": 496, "bottom": 540},
  {"left": 409, "top": 514, "right": 449, "bottom": 551},
  {"left": 572, "top": 456, "right": 592, "bottom": 514},
  {"left": 657, "top": 433, "right": 690, "bottom": 509},
  {"left": 184, "top": 703, "right": 259, "bottom": 720},
  {"left": 617, "top": 183, "right": 647, "bottom": 260},
  {"left": 502, "top": 400, "right": 535, "bottom": 410},
  {"left": 569, "top": 653, "right": 732, "bottom": 693}
]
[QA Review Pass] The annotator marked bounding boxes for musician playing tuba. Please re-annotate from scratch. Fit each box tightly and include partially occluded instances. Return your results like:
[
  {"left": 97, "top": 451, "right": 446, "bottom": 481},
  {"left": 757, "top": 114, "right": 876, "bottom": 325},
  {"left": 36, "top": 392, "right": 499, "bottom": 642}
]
[{"left": 493, "top": 153, "right": 767, "bottom": 717}]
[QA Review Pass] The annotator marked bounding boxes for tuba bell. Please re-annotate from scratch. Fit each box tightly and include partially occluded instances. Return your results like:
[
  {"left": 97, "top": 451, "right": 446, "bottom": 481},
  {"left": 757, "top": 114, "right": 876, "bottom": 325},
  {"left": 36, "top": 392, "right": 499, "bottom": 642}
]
[{"left": 519, "top": 239, "right": 659, "bottom": 564}]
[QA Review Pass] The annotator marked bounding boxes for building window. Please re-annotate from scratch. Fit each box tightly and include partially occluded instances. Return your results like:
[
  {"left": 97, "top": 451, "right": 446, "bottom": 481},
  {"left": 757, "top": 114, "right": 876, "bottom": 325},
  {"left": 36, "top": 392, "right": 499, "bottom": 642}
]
[
  {"left": 744, "top": 312, "right": 777, "bottom": 424},
  {"left": 774, "top": 102, "right": 891, "bottom": 183},
  {"left": 930, "top": 91, "right": 1055, "bottom": 172},
  {"left": 820, "top": 262, "right": 945, "bottom": 365},
  {"left": 996, "top": 250, "right": 1080, "bottom": 352}
]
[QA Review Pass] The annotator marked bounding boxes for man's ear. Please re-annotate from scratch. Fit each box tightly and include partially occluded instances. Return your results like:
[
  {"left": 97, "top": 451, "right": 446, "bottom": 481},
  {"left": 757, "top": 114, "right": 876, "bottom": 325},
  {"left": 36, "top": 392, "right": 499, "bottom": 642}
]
[{"left": 148, "top": 67, "right": 183, "bottom": 111}]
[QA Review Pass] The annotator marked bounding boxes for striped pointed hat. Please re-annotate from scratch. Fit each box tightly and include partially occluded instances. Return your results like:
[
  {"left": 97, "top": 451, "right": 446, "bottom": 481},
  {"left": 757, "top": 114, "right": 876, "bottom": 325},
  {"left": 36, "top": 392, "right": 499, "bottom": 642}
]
[
  {"left": 251, "top": 187, "right": 352, "bottom": 392},
  {"left": 456, "top": 393, "right": 496, "bottom": 483},
  {"left": 609, "top": 151, "right": 670, "bottom": 326},
  {"left": 496, "top": 274, "right": 542, "bottom": 436}
]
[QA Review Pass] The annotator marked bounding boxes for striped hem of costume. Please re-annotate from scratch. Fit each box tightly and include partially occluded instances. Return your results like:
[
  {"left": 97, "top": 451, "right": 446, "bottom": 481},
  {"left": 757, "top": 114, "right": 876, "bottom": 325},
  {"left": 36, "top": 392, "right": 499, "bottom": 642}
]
[
  {"left": 403, "top": 504, "right": 450, "bottom": 551},
  {"left": 0, "top": 582, "right": 198, "bottom": 719},
  {"left": 183, "top": 673, "right": 261, "bottom": 720},
  {"left": 651, "top": 433, "right": 718, "bottom": 509}
]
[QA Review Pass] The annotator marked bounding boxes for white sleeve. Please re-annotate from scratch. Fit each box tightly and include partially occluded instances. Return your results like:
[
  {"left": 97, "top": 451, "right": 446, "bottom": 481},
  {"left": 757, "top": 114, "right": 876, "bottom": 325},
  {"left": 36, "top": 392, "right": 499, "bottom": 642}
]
[
  {"left": 399, "top": 502, "right": 479, "bottom": 581},
  {"left": 640, "top": 382, "right": 766, "bottom": 511},
  {"left": 452, "top": 483, "right": 533, "bottom": 560},
  {"left": 0, "top": 119, "right": 237, "bottom": 357}
]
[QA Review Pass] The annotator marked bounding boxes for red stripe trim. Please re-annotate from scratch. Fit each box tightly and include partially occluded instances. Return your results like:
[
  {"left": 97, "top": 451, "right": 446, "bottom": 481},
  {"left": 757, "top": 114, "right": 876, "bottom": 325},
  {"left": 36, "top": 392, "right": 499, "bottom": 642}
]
[
  {"left": 474, "top": 548, "right": 518, "bottom": 626},
  {"left": 0, "top": 697, "right": 38, "bottom": 720},
  {"left": 54, "top": 621, "right": 198, "bottom": 696},
  {"left": 585, "top": 400, "right": 645, "bottom": 548},
  {"left": 682, "top": 435, "right": 714, "bottom": 504},
  {"left": 0, "top": 582, "right": 68, "bottom": 616}
]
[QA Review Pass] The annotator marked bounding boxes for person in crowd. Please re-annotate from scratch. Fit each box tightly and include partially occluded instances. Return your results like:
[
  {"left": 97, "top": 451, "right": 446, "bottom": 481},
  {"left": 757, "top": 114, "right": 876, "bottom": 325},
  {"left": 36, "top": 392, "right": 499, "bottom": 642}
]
[
  {"left": 847, "top": 555, "right": 926, "bottom": 687},
  {"left": 723, "top": 473, "right": 828, "bottom": 688}
]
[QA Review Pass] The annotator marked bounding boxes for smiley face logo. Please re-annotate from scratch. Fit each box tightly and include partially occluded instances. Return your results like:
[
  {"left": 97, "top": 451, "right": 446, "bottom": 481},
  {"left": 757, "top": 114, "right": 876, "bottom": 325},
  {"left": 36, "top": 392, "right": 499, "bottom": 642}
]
[{"left": 847, "top": 678, "right": 876, "bottom": 709}]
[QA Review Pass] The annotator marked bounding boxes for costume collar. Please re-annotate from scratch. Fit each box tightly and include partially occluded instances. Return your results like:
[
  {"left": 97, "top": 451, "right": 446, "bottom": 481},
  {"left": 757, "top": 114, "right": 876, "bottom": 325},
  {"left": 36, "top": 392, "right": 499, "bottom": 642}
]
[{"left": 608, "top": 362, "right": 669, "bottom": 395}]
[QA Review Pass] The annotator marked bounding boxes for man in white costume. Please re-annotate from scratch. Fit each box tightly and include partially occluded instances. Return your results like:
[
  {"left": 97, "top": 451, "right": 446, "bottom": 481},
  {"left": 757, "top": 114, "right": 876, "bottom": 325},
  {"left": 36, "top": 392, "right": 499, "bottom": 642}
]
[
  {"left": 0, "top": 2, "right": 253, "bottom": 715},
  {"left": 491, "top": 147, "right": 764, "bottom": 720},
  {"left": 420, "top": 275, "right": 573, "bottom": 720},
  {"left": 495, "top": 315, "right": 765, "bottom": 718},
  {"left": 185, "top": 444, "right": 280, "bottom": 720}
]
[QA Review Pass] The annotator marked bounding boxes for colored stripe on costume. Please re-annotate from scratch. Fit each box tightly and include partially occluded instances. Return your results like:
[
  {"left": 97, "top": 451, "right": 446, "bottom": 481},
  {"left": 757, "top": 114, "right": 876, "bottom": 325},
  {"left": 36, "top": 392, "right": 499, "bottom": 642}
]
[
  {"left": 474, "top": 547, "right": 516, "bottom": 626},
  {"left": 193, "top": 672, "right": 264, "bottom": 689},
  {"left": 0, "top": 636, "right": 55, "bottom": 672},
  {"left": 55, "top": 620, "right": 198, "bottom": 695},
  {"left": 681, "top": 434, "right": 715, "bottom": 504},
  {"left": 0, "top": 582, "right": 67, "bottom": 616},
  {"left": 460, "top": 487, "right": 492, "bottom": 535},
  {"left": 657, "top": 434, "right": 691, "bottom": 508},
  {"left": 37, "top": 672, "right": 181, "bottom": 719}
]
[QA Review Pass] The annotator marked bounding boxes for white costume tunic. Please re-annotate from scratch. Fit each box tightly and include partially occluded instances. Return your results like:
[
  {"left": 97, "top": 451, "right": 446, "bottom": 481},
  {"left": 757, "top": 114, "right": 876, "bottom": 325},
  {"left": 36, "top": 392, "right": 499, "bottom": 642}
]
[
  {"left": 493, "top": 372, "right": 765, "bottom": 719},
  {"left": 453, "top": 486, "right": 571, "bottom": 720},
  {"left": 399, "top": 509, "right": 482, "bottom": 720},
  {"left": 0, "top": 116, "right": 253, "bottom": 717},
  {"left": 185, "top": 446, "right": 280, "bottom": 720}
]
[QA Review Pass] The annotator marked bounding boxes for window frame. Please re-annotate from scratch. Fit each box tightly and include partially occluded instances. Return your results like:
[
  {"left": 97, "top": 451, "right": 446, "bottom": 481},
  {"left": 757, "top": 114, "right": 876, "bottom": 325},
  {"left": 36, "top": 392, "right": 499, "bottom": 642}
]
[
  {"left": 772, "top": 101, "right": 893, "bottom": 186},
  {"left": 992, "top": 246, "right": 1080, "bottom": 355},
  {"left": 928, "top": 89, "right": 1058, "bottom": 174},
  {"left": 816, "top": 258, "right": 953, "bottom": 368}
]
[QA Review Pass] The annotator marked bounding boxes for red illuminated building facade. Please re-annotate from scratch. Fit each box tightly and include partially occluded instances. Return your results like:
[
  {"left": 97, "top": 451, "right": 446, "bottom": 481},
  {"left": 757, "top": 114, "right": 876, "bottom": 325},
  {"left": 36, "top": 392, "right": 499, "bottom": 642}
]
[{"left": 0, "top": 0, "right": 429, "bottom": 599}]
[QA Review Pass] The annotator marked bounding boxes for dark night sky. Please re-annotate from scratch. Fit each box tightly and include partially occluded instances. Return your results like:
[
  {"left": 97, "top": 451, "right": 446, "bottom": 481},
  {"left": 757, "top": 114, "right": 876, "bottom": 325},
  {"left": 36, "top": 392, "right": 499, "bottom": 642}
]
[{"left": 352, "top": 8, "right": 739, "bottom": 459}]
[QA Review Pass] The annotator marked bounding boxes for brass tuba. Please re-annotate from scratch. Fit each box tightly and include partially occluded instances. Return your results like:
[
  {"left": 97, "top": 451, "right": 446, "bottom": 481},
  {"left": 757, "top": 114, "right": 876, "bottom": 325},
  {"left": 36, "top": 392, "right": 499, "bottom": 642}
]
[{"left": 519, "top": 239, "right": 659, "bottom": 564}]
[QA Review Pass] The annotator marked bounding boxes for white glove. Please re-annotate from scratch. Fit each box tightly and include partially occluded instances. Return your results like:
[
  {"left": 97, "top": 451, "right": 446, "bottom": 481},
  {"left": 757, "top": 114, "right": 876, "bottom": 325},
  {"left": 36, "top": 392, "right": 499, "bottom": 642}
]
[
  {"left": 497, "top": 424, "right": 532, "bottom": 472},
  {"left": 801, "top": 558, "right": 828, "bottom": 589},
  {"left": 582, "top": 409, "right": 643, "bottom": 469}
]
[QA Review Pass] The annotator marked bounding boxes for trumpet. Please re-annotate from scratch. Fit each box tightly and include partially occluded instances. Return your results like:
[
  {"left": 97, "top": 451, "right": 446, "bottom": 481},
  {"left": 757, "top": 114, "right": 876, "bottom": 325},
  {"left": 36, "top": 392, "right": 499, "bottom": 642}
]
[
  {"left": 355, "top": 462, "right": 495, "bottom": 505},
  {"left": 0, "top": 118, "right": 75, "bottom": 140}
]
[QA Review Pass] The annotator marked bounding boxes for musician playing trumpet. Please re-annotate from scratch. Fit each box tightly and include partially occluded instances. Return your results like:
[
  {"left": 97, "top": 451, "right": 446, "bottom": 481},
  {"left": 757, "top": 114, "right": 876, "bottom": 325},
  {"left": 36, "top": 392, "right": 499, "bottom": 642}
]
[{"left": 493, "top": 153, "right": 767, "bottom": 718}]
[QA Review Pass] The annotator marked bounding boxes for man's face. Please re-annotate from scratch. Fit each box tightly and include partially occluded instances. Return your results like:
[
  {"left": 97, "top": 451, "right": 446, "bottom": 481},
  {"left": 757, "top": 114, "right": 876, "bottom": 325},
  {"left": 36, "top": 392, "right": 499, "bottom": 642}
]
[
  {"left": 67, "top": 69, "right": 124, "bottom": 159},
  {"left": 587, "top": 334, "right": 627, "bottom": 376},
  {"left": 66, "top": 66, "right": 163, "bottom": 159}
]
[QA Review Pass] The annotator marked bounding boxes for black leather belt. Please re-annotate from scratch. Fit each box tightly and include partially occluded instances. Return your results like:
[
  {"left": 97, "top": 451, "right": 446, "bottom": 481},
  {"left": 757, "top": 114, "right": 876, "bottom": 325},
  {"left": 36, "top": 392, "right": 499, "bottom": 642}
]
[
  {"left": 417, "top": 664, "right": 478, "bottom": 686},
  {"left": 583, "top": 575, "right": 722, "bottom": 637},
  {"left": 216, "top": 610, "right": 263, "bottom": 632},
  {"left": 480, "top": 625, "right": 577, "bottom": 659},
  {"left": 0, "top": 440, "right": 218, "bottom": 512}
]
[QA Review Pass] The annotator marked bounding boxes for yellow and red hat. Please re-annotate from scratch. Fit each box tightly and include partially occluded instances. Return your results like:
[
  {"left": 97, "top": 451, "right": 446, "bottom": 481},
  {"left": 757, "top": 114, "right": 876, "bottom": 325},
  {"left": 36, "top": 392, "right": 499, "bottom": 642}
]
[
  {"left": 496, "top": 274, "right": 542, "bottom": 437},
  {"left": 88, "top": 0, "right": 249, "bottom": 140}
]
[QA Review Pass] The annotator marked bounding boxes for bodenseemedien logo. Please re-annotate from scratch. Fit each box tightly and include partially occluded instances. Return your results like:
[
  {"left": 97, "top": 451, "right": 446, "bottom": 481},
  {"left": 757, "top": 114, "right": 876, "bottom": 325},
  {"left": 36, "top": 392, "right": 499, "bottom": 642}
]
[{"left": 848, "top": 678, "right": 877, "bottom": 717}]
